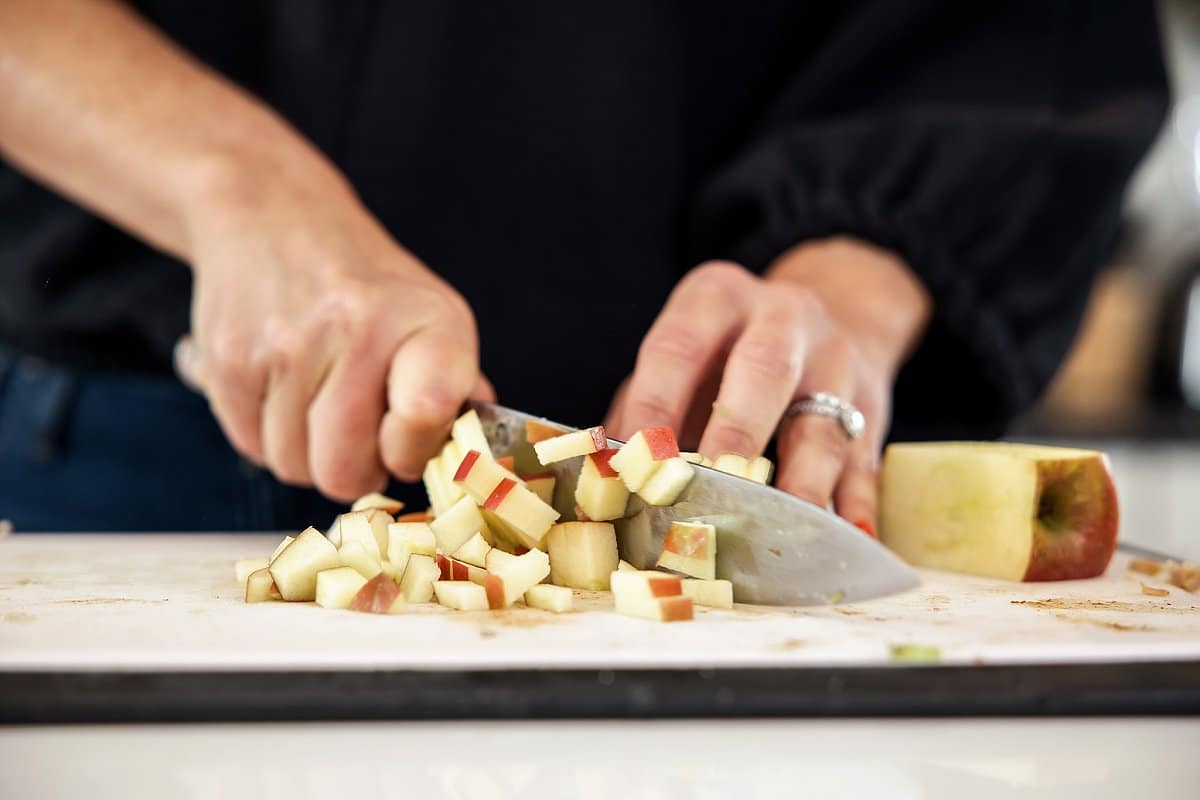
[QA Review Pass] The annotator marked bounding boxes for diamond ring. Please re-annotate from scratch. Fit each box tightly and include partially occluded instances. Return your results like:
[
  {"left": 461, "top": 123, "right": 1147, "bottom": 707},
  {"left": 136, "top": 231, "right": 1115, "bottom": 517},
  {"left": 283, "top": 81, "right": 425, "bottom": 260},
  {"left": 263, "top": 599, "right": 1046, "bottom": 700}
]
[{"left": 785, "top": 392, "right": 866, "bottom": 440}]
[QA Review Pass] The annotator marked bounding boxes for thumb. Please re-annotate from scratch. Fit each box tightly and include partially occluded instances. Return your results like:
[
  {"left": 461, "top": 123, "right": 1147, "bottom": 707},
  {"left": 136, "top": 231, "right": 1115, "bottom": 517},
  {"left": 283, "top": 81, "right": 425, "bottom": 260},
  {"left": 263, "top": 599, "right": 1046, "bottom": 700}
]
[{"left": 173, "top": 335, "right": 206, "bottom": 393}]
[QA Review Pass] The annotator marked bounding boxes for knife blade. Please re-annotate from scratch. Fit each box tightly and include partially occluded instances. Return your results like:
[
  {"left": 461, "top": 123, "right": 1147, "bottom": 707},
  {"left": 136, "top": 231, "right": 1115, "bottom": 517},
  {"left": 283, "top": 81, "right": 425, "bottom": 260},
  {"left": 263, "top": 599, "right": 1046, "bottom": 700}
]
[{"left": 470, "top": 401, "right": 919, "bottom": 606}]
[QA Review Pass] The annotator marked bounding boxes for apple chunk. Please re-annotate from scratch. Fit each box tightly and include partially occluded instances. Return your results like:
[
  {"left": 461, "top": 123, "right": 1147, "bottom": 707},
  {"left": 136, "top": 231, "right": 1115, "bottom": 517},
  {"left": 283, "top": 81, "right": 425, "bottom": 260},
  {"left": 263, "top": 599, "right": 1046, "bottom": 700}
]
[
  {"left": 545, "top": 521, "right": 619, "bottom": 590},
  {"left": 609, "top": 427, "right": 680, "bottom": 492},
  {"left": 680, "top": 579, "right": 734, "bottom": 609},
  {"left": 483, "top": 478, "right": 560, "bottom": 549},
  {"left": 399, "top": 554, "right": 440, "bottom": 603},
  {"left": 336, "top": 510, "right": 382, "bottom": 559},
  {"left": 269, "top": 535, "right": 295, "bottom": 564},
  {"left": 525, "top": 418, "right": 567, "bottom": 444},
  {"left": 431, "top": 495, "right": 492, "bottom": 555},
  {"left": 453, "top": 449, "right": 521, "bottom": 503},
  {"left": 574, "top": 449, "right": 629, "bottom": 521},
  {"left": 453, "top": 531, "right": 493, "bottom": 568},
  {"left": 351, "top": 492, "right": 405, "bottom": 515},
  {"left": 269, "top": 527, "right": 342, "bottom": 601},
  {"left": 637, "top": 456, "right": 694, "bottom": 506},
  {"left": 533, "top": 426, "right": 607, "bottom": 465},
  {"left": 745, "top": 456, "right": 774, "bottom": 485},
  {"left": 524, "top": 584, "right": 573, "bottom": 613},
  {"left": 348, "top": 573, "right": 404, "bottom": 614},
  {"left": 235, "top": 557, "right": 269, "bottom": 584},
  {"left": 879, "top": 442, "right": 1119, "bottom": 581},
  {"left": 452, "top": 409, "right": 492, "bottom": 456},
  {"left": 339, "top": 540, "right": 383, "bottom": 579},
  {"left": 433, "top": 580, "right": 490, "bottom": 611},
  {"left": 244, "top": 568, "right": 282, "bottom": 603},
  {"left": 315, "top": 566, "right": 369, "bottom": 609},
  {"left": 609, "top": 569, "right": 683, "bottom": 599},
  {"left": 615, "top": 594, "right": 694, "bottom": 622},
  {"left": 710, "top": 453, "right": 749, "bottom": 478},
  {"left": 436, "top": 554, "right": 488, "bottom": 585},
  {"left": 387, "top": 521, "right": 437, "bottom": 572},
  {"left": 484, "top": 549, "right": 551, "bottom": 608},
  {"left": 656, "top": 521, "right": 716, "bottom": 580},
  {"left": 523, "top": 473, "right": 557, "bottom": 506}
]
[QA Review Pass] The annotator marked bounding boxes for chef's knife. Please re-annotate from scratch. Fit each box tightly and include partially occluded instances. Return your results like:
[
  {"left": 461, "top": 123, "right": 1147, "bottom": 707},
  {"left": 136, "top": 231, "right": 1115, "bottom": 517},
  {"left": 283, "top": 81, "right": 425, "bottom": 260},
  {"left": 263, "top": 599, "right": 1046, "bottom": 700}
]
[{"left": 471, "top": 401, "right": 919, "bottom": 606}]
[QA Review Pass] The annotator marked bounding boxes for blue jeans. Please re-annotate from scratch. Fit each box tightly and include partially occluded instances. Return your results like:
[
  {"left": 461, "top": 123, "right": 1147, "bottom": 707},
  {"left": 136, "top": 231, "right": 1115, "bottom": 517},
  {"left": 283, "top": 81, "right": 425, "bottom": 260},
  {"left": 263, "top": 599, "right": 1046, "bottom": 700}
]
[{"left": 0, "top": 348, "right": 418, "bottom": 532}]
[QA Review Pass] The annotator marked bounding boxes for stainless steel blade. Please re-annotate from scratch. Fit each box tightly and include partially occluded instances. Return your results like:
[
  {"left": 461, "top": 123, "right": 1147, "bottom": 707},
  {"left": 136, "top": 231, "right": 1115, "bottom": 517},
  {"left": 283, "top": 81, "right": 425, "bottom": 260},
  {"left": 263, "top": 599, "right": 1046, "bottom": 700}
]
[{"left": 471, "top": 400, "right": 920, "bottom": 606}]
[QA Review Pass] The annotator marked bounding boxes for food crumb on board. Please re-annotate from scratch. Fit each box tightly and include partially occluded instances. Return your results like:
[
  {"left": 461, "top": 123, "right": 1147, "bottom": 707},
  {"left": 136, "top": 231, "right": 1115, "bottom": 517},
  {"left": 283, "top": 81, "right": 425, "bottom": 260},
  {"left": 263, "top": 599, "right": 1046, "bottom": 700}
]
[
  {"left": 1167, "top": 563, "right": 1200, "bottom": 593},
  {"left": 1140, "top": 582, "right": 1170, "bottom": 598},
  {"left": 1128, "top": 558, "right": 1162, "bottom": 576},
  {"left": 888, "top": 643, "right": 941, "bottom": 664}
]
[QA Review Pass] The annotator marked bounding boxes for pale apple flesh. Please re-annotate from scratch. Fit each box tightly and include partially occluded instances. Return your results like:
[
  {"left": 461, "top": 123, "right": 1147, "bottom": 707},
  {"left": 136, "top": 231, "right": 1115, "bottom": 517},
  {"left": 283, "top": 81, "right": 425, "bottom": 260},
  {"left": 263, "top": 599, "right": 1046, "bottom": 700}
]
[
  {"left": 614, "top": 594, "right": 694, "bottom": 622},
  {"left": 608, "top": 427, "right": 680, "bottom": 492},
  {"left": 315, "top": 566, "right": 369, "bottom": 609},
  {"left": 546, "top": 521, "right": 619, "bottom": 590},
  {"left": 269, "top": 527, "right": 342, "bottom": 601},
  {"left": 482, "top": 478, "right": 559, "bottom": 550},
  {"left": 879, "top": 442, "right": 1119, "bottom": 582},
  {"left": 524, "top": 583, "right": 573, "bottom": 612},
  {"left": 452, "top": 531, "right": 493, "bottom": 568},
  {"left": 430, "top": 494, "right": 492, "bottom": 554},
  {"left": 433, "top": 580, "right": 490, "bottom": 611},
  {"left": 680, "top": 578, "right": 734, "bottom": 609},
  {"left": 484, "top": 548, "right": 551, "bottom": 608},
  {"left": 451, "top": 409, "right": 492, "bottom": 456},
  {"left": 339, "top": 540, "right": 383, "bottom": 579},
  {"left": 609, "top": 569, "right": 683, "bottom": 599},
  {"left": 524, "top": 473, "right": 557, "bottom": 505},
  {"left": 575, "top": 449, "right": 630, "bottom": 521},
  {"left": 637, "top": 456, "right": 695, "bottom": 506},
  {"left": 245, "top": 568, "right": 283, "bottom": 603},
  {"left": 533, "top": 426, "right": 607, "bottom": 465},
  {"left": 351, "top": 492, "right": 405, "bottom": 515},
  {"left": 656, "top": 521, "right": 716, "bottom": 580},
  {"left": 399, "top": 554, "right": 440, "bottom": 603}
]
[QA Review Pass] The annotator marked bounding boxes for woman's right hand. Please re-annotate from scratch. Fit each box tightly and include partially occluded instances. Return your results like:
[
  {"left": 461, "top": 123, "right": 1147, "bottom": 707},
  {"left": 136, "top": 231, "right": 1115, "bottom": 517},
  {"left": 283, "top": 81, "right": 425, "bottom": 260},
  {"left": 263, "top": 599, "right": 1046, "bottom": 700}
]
[{"left": 176, "top": 155, "right": 489, "bottom": 501}]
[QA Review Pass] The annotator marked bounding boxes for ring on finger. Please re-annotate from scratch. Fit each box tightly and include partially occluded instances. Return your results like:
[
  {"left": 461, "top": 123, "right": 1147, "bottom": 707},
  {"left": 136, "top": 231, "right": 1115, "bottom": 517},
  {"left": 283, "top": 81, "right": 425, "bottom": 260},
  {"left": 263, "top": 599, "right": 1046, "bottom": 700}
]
[{"left": 784, "top": 391, "right": 865, "bottom": 440}]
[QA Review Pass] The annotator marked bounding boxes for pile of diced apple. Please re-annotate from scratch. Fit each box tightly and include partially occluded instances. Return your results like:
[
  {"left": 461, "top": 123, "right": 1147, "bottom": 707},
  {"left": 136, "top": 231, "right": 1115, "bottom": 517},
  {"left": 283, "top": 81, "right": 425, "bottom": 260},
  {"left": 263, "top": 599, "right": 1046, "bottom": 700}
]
[{"left": 234, "top": 410, "right": 754, "bottom": 620}]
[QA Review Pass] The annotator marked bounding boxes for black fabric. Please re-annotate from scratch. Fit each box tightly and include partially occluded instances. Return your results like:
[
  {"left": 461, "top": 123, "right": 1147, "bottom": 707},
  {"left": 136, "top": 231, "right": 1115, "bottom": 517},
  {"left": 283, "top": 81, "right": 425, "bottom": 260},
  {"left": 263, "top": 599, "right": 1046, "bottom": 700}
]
[{"left": 0, "top": 1, "right": 1167, "bottom": 437}]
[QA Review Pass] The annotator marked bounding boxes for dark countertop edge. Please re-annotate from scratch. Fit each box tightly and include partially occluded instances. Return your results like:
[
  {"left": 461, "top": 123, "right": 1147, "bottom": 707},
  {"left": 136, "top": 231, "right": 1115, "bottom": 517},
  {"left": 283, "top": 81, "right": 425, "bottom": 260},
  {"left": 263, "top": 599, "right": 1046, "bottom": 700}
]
[{"left": 2, "top": 661, "right": 1198, "bottom": 724}]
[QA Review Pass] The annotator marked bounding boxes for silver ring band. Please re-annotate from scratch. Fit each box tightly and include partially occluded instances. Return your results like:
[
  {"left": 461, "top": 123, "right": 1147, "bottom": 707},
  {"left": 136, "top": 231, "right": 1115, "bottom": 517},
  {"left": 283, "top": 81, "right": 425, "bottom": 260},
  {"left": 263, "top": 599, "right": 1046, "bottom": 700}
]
[{"left": 785, "top": 392, "right": 866, "bottom": 440}]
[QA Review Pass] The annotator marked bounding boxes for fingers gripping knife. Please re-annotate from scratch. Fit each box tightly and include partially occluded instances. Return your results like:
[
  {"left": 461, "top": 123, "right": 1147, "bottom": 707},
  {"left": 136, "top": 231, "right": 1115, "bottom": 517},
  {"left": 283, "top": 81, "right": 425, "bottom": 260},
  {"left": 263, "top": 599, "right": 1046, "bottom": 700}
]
[{"left": 470, "top": 402, "right": 919, "bottom": 605}]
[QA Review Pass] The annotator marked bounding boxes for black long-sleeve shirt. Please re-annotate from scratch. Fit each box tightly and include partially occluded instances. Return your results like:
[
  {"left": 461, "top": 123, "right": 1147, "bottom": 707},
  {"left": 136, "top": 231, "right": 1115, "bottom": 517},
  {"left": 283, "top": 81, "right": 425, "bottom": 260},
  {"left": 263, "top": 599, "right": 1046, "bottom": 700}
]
[{"left": 0, "top": 1, "right": 1168, "bottom": 439}]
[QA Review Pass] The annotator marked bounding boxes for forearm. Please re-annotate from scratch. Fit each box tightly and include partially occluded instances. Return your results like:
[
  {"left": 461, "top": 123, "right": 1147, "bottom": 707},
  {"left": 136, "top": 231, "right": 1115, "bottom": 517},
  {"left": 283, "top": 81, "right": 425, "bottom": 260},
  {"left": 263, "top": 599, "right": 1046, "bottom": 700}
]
[
  {"left": 765, "top": 236, "right": 932, "bottom": 377},
  {"left": 0, "top": 0, "right": 337, "bottom": 260}
]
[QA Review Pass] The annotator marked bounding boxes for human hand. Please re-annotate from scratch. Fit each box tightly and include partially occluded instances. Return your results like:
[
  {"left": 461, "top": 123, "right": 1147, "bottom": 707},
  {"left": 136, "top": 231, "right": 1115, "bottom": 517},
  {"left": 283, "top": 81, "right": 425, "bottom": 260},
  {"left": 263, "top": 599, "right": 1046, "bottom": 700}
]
[
  {"left": 606, "top": 238, "right": 930, "bottom": 530},
  {"left": 175, "top": 158, "right": 489, "bottom": 501}
]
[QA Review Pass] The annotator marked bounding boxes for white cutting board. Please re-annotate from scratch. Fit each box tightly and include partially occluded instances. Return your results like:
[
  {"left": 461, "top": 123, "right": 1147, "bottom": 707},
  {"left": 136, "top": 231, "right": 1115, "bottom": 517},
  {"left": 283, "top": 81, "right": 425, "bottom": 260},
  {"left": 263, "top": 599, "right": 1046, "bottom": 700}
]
[{"left": 1, "top": 534, "right": 1197, "bottom": 671}]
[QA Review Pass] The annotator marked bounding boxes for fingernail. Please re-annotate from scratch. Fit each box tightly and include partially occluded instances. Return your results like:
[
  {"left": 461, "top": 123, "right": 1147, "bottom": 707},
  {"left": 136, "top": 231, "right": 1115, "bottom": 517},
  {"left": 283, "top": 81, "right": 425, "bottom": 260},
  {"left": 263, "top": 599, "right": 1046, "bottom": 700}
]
[{"left": 853, "top": 520, "right": 876, "bottom": 538}]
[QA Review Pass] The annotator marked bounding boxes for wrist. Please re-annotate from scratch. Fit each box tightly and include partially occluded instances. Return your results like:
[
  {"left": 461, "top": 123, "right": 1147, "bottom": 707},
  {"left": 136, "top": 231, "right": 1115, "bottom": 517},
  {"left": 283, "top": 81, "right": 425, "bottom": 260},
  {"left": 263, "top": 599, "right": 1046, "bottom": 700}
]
[{"left": 765, "top": 236, "right": 931, "bottom": 376}]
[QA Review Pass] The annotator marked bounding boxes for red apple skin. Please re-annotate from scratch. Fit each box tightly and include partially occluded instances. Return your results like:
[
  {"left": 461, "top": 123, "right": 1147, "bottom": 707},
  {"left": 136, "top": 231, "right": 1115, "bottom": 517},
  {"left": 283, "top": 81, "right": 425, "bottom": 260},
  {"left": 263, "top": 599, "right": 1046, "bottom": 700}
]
[
  {"left": 436, "top": 554, "right": 453, "bottom": 581},
  {"left": 659, "top": 596, "right": 694, "bottom": 621},
  {"left": 641, "top": 427, "right": 680, "bottom": 460},
  {"left": 396, "top": 510, "right": 433, "bottom": 522},
  {"left": 590, "top": 448, "right": 620, "bottom": 478},
  {"left": 484, "top": 478, "right": 518, "bottom": 511},
  {"left": 349, "top": 573, "right": 401, "bottom": 613},
  {"left": 513, "top": 545, "right": 529, "bottom": 556},
  {"left": 484, "top": 575, "right": 505, "bottom": 609},
  {"left": 589, "top": 426, "right": 608, "bottom": 451},
  {"left": 497, "top": 456, "right": 515, "bottom": 471},
  {"left": 647, "top": 575, "right": 683, "bottom": 596},
  {"left": 454, "top": 450, "right": 482, "bottom": 482},
  {"left": 1023, "top": 456, "right": 1119, "bottom": 581},
  {"left": 522, "top": 471, "right": 555, "bottom": 481},
  {"left": 664, "top": 525, "right": 710, "bottom": 559},
  {"left": 525, "top": 420, "right": 565, "bottom": 444}
]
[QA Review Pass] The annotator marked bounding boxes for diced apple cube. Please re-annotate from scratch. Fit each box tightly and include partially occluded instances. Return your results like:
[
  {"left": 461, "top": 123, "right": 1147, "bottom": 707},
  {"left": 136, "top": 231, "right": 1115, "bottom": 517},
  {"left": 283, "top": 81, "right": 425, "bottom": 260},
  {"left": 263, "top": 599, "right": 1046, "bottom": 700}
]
[
  {"left": 451, "top": 409, "right": 492, "bottom": 457},
  {"left": 436, "top": 440, "right": 467, "bottom": 506},
  {"left": 637, "top": 456, "right": 694, "bottom": 506},
  {"left": 433, "top": 580, "right": 490, "bottom": 611},
  {"left": 339, "top": 540, "right": 383, "bottom": 579},
  {"left": 617, "top": 560, "right": 638, "bottom": 573},
  {"left": 387, "top": 522, "right": 437, "bottom": 574},
  {"left": 436, "top": 554, "right": 488, "bottom": 585},
  {"left": 483, "top": 478, "right": 560, "bottom": 550},
  {"left": 609, "top": 427, "right": 680, "bottom": 492},
  {"left": 485, "top": 548, "right": 518, "bottom": 573},
  {"left": 574, "top": 448, "right": 630, "bottom": 521},
  {"left": 615, "top": 594, "right": 694, "bottom": 622},
  {"left": 399, "top": 554, "right": 440, "bottom": 603},
  {"left": 453, "top": 531, "right": 493, "bottom": 568},
  {"left": 484, "top": 549, "right": 551, "bottom": 608},
  {"left": 656, "top": 521, "right": 716, "bottom": 580},
  {"left": 351, "top": 492, "right": 405, "bottom": 515},
  {"left": 545, "top": 521, "right": 619, "bottom": 590},
  {"left": 533, "top": 426, "right": 607, "bottom": 465},
  {"left": 269, "top": 527, "right": 342, "bottom": 601},
  {"left": 680, "top": 579, "right": 734, "bottom": 609},
  {"left": 380, "top": 559, "right": 399, "bottom": 581},
  {"left": 680, "top": 452, "right": 705, "bottom": 465},
  {"left": 348, "top": 573, "right": 404, "bottom": 614},
  {"left": 315, "top": 566, "right": 369, "bottom": 610},
  {"left": 336, "top": 510, "right": 382, "bottom": 560},
  {"left": 745, "top": 456, "right": 774, "bottom": 485},
  {"left": 235, "top": 557, "right": 269, "bottom": 584},
  {"left": 524, "top": 584, "right": 573, "bottom": 613},
  {"left": 431, "top": 495, "right": 492, "bottom": 554},
  {"left": 610, "top": 569, "right": 684, "bottom": 599},
  {"left": 244, "top": 568, "right": 282, "bottom": 603},
  {"left": 395, "top": 510, "right": 433, "bottom": 523},
  {"left": 269, "top": 535, "right": 295, "bottom": 564},
  {"left": 423, "top": 455, "right": 452, "bottom": 517},
  {"left": 711, "top": 453, "right": 750, "bottom": 478},
  {"left": 524, "top": 473, "right": 557, "bottom": 506}
]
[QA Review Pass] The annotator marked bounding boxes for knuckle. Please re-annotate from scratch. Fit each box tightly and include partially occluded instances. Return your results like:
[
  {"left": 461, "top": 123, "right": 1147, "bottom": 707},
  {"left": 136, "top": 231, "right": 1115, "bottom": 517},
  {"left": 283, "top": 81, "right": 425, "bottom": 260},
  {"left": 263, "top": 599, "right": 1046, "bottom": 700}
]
[
  {"left": 734, "top": 334, "right": 802, "bottom": 380},
  {"left": 639, "top": 324, "right": 709, "bottom": 367},
  {"left": 708, "top": 422, "right": 760, "bottom": 459},
  {"left": 625, "top": 395, "right": 679, "bottom": 427},
  {"left": 681, "top": 260, "right": 750, "bottom": 295},
  {"left": 779, "top": 282, "right": 826, "bottom": 320},
  {"left": 806, "top": 417, "right": 852, "bottom": 461}
]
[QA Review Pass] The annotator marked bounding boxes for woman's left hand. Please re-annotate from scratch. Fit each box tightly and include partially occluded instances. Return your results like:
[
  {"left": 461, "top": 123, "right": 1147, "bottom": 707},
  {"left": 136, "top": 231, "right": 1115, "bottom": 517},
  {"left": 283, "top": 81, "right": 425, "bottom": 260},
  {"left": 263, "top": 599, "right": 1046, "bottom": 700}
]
[{"left": 605, "top": 237, "right": 931, "bottom": 533}]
